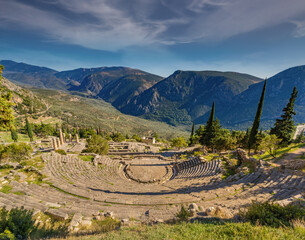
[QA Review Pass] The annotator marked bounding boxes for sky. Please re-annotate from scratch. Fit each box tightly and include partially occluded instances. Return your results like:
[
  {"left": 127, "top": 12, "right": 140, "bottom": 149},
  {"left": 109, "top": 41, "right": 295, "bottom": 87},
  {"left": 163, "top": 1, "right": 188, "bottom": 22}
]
[{"left": 1, "top": 0, "right": 305, "bottom": 78}]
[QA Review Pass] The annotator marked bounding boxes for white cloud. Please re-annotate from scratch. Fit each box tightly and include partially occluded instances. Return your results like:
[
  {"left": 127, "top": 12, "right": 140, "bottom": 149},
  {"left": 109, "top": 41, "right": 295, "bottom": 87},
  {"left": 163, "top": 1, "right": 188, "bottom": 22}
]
[{"left": 1, "top": 0, "right": 305, "bottom": 50}]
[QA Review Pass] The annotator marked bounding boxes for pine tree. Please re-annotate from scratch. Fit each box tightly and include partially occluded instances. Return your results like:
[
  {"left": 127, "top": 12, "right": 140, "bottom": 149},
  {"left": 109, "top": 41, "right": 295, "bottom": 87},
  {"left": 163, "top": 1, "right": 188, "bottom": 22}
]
[
  {"left": 270, "top": 87, "right": 298, "bottom": 144},
  {"left": 0, "top": 65, "right": 14, "bottom": 130},
  {"left": 25, "top": 117, "right": 34, "bottom": 141},
  {"left": 10, "top": 127, "right": 18, "bottom": 142},
  {"left": 189, "top": 122, "right": 195, "bottom": 145},
  {"left": 248, "top": 79, "right": 267, "bottom": 151}
]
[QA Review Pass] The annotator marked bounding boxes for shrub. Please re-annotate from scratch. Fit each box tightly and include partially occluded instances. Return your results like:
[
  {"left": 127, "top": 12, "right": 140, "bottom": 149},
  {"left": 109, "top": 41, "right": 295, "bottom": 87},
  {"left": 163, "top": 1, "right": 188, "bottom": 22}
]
[
  {"left": 110, "top": 132, "right": 125, "bottom": 142},
  {"left": 0, "top": 207, "right": 36, "bottom": 240},
  {"left": 0, "top": 143, "right": 33, "bottom": 162},
  {"left": 240, "top": 201, "right": 305, "bottom": 227},
  {"left": 170, "top": 137, "right": 187, "bottom": 149},
  {"left": 84, "top": 134, "right": 109, "bottom": 155},
  {"left": 176, "top": 205, "right": 192, "bottom": 221}
]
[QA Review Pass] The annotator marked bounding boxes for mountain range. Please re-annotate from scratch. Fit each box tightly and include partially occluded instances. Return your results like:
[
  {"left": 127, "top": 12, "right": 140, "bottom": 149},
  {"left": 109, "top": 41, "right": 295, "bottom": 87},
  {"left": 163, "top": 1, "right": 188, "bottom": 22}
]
[{"left": 1, "top": 59, "right": 305, "bottom": 130}]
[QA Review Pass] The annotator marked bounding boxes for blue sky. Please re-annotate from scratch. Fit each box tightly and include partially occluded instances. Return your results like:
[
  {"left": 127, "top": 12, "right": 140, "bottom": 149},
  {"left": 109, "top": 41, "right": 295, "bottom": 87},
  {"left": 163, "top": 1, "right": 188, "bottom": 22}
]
[{"left": 1, "top": 0, "right": 305, "bottom": 78}]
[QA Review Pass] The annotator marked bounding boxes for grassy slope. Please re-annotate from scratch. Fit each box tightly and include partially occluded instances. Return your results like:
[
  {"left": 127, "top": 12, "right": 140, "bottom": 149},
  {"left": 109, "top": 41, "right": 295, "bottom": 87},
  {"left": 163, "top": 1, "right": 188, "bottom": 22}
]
[
  {"left": 33, "top": 89, "right": 189, "bottom": 138},
  {"left": 54, "top": 222, "right": 305, "bottom": 240}
]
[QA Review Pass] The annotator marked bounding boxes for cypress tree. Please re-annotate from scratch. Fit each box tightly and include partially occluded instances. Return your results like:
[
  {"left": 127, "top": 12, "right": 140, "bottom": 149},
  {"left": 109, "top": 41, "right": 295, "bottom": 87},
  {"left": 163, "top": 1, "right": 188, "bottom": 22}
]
[
  {"left": 189, "top": 122, "right": 196, "bottom": 146},
  {"left": 25, "top": 117, "right": 34, "bottom": 141},
  {"left": 10, "top": 127, "right": 18, "bottom": 142},
  {"left": 191, "top": 122, "right": 195, "bottom": 137},
  {"left": 270, "top": 86, "right": 298, "bottom": 144},
  {"left": 200, "top": 102, "right": 215, "bottom": 145},
  {"left": 248, "top": 79, "right": 267, "bottom": 151},
  {"left": 206, "top": 101, "right": 215, "bottom": 130}
]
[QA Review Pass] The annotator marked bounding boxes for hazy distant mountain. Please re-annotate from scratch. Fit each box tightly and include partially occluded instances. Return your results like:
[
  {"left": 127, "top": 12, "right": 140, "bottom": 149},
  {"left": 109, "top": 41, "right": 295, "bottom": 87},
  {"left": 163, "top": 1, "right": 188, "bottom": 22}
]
[
  {"left": 217, "top": 65, "right": 305, "bottom": 129},
  {"left": 0, "top": 61, "right": 163, "bottom": 107},
  {"left": 3, "top": 60, "right": 305, "bottom": 130},
  {"left": 121, "top": 70, "right": 262, "bottom": 125},
  {"left": 0, "top": 60, "right": 66, "bottom": 89},
  {"left": 69, "top": 67, "right": 163, "bottom": 98}
]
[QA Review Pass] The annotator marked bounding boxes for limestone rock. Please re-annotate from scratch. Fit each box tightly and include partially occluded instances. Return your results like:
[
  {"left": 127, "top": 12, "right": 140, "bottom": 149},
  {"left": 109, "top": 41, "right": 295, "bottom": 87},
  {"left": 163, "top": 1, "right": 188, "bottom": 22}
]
[
  {"left": 214, "top": 206, "right": 233, "bottom": 219},
  {"left": 188, "top": 203, "right": 199, "bottom": 213},
  {"left": 81, "top": 217, "right": 92, "bottom": 226},
  {"left": 69, "top": 213, "right": 83, "bottom": 231},
  {"left": 206, "top": 207, "right": 216, "bottom": 216},
  {"left": 45, "top": 209, "right": 68, "bottom": 220},
  {"left": 121, "top": 219, "right": 129, "bottom": 225},
  {"left": 104, "top": 211, "right": 114, "bottom": 218}
]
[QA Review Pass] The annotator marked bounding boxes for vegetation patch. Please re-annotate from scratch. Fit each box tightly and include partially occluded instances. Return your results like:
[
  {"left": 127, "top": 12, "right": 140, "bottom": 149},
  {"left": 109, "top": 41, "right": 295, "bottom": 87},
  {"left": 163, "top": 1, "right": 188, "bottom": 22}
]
[
  {"left": 78, "top": 217, "right": 121, "bottom": 234},
  {"left": 55, "top": 149, "right": 67, "bottom": 155},
  {"left": 254, "top": 143, "right": 305, "bottom": 161},
  {"left": 50, "top": 185, "right": 90, "bottom": 200},
  {"left": 0, "top": 184, "right": 13, "bottom": 194},
  {"left": 12, "top": 191, "right": 26, "bottom": 196},
  {"left": 240, "top": 201, "right": 305, "bottom": 228},
  {"left": 55, "top": 221, "right": 305, "bottom": 240},
  {"left": 79, "top": 155, "right": 94, "bottom": 162}
]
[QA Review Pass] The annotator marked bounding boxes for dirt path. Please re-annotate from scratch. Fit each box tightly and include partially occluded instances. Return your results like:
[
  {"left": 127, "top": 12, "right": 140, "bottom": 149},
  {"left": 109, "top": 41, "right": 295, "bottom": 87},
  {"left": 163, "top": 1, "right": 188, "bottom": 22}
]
[
  {"left": 293, "top": 125, "right": 305, "bottom": 139},
  {"left": 272, "top": 145, "right": 305, "bottom": 171}
]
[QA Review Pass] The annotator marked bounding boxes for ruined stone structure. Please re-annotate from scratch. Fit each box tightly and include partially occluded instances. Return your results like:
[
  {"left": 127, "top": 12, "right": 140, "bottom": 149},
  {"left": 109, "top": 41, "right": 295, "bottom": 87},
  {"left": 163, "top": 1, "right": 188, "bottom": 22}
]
[
  {"left": 59, "top": 129, "right": 64, "bottom": 145},
  {"left": 52, "top": 138, "right": 58, "bottom": 150}
]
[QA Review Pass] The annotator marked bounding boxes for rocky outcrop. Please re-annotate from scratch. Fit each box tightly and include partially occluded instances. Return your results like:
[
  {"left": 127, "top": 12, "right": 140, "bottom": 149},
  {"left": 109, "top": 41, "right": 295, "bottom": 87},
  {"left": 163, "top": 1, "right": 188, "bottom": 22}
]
[{"left": 235, "top": 148, "right": 262, "bottom": 170}]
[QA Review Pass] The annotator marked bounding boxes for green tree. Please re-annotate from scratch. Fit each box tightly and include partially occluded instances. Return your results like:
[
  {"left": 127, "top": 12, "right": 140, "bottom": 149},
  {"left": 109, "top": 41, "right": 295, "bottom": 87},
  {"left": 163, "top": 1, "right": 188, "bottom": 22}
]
[
  {"left": 0, "top": 143, "right": 33, "bottom": 162},
  {"left": 248, "top": 79, "right": 267, "bottom": 152},
  {"left": 25, "top": 117, "right": 34, "bottom": 141},
  {"left": 110, "top": 132, "right": 125, "bottom": 142},
  {"left": 189, "top": 122, "right": 196, "bottom": 145},
  {"left": 207, "top": 118, "right": 222, "bottom": 150},
  {"left": 0, "top": 65, "right": 14, "bottom": 130},
  {"left": 270, "top": 87, "right": 298, "bottom": 145},
  {"left": 213, "top": 129, "right": 237, "bottom": 151},
  {"left": 258, "top": 134, "right": 280, "bottom": 158},
  {"left": 84, "top": 134, "right": 109, "bottom": 155},
  {"left": 132, "top": 134, "right": 142, "bottom": 142},
  {"left": 10, "top": 128, "right": 18, "bottom": 142},
  {"left": 170, "top": 137, "right": 187, "bottom": 149},
  {"left": 200, "top": 101, "right": 215, "bottom": 145}
]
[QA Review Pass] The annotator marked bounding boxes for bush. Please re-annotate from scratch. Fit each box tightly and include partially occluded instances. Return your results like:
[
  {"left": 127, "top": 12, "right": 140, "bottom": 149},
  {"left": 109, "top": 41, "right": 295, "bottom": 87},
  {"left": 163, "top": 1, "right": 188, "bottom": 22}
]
[
  {"left": 110, "top": 132, "right": 125, "bottom": 142},
  {"left": 0, "top": 207, "right": 36, "bottom": 240},
  {"left": 170, "top": 137, "right": 187, "bottom": 149},
  {"left": 0, "top": 143, "right": 33, "bottom": 162},
  {"left": 84, "top": 134, "right": 109, "bottom": 155},
  {"left": 176, "top": 205, "right": 193, "bottom": 221},
  {"left": 240, "top": 201, "right": 305, "bottom": 227}
]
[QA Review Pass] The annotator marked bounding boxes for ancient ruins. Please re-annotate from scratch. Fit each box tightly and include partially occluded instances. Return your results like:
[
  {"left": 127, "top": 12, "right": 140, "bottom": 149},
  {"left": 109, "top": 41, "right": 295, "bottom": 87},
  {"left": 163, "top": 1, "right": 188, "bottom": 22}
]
[{"left": 0, "top": 138, "right": 304, "bottom": 229}]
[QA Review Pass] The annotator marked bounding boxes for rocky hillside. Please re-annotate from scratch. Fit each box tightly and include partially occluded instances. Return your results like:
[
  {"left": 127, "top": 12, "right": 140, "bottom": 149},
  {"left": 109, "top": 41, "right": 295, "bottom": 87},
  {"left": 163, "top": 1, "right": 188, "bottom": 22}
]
[
  {"left": 4, "top": 60, "right": 305, "bottom": 130},
  {"left": 0, "top": 60, "right": 66, "bottom": 89},
  {"left": 121, "top": 70, "right": 262, "bottom": 125},
  {"left": 217, "top": 65, "right": 305, "bottom": 129},
  {"left": 1, "top": 77, "right": 47, "bottom": 115},
  {"left": 0, "top": 61, "right": 163, "bottom": 108}
]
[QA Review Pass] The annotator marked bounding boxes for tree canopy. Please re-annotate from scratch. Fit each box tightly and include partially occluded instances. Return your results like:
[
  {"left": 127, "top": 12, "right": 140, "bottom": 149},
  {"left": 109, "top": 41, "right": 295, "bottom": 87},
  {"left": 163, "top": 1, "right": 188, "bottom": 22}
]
[
  {"left": 270, "top": 86, "right": 298, "bottom": 144},
  {"left": 248, "top": 79, "right": 267, "bottom": 151}
]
